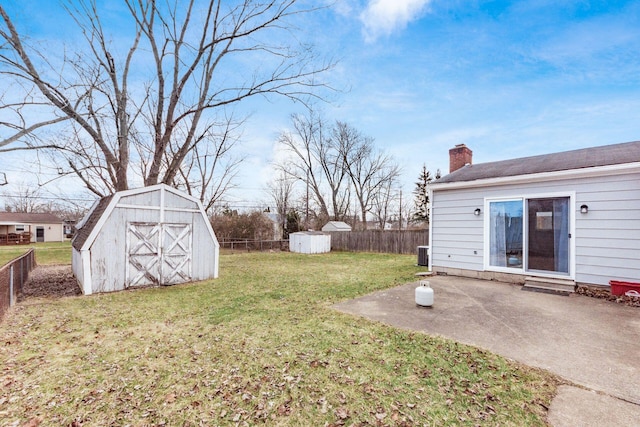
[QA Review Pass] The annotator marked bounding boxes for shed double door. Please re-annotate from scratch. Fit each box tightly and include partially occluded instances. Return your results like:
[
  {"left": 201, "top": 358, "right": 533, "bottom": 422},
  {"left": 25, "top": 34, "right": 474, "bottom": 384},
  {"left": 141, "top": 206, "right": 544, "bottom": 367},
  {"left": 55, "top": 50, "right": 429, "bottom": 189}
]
[{"left": 126, "top": 222, "right": 192, "bottom": 288}]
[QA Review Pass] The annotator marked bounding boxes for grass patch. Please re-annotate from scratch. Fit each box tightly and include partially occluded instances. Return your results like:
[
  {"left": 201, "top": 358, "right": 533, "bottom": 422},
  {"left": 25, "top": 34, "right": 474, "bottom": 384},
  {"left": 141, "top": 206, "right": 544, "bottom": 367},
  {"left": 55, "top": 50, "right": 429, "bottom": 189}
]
[
  {"left": 0, "top": 241, "right": 72, "bottom": 267},
  {"left": 0, "top": 251, "right": 559, "bottom": 426}
]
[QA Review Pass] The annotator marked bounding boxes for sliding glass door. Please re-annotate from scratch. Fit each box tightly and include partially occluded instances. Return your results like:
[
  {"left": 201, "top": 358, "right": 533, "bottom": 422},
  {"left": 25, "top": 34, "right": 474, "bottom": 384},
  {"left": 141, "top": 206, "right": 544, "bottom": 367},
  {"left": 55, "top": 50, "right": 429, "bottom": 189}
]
[
  {"left": 527, "top": 198, "right": 569, "bottom": 273},
  {"left": 488, "top": 196, "right": 570, "bottom": 275}
]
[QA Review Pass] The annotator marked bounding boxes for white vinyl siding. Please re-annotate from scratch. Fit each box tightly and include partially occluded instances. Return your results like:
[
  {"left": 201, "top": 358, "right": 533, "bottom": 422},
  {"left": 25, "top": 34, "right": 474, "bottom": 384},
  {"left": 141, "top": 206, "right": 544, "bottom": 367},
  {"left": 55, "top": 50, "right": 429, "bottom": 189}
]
[
  {"left": 430, "top": 191, "right": 484, "bottom": 271},
  {"left": 431, "top": 171, "right": 640, "bottom": 287},
  {"left": 574, "top": 174, "right": 640, "bottom": 286}
]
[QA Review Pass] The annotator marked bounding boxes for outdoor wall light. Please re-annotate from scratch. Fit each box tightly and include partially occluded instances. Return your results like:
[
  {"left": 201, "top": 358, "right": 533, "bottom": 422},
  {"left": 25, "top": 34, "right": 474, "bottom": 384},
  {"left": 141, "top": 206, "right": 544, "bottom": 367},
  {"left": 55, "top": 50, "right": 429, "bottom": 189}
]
[
  {"left": 474, "top": 208, "right": 481, "bottom": 216},
  {"left": 580, "top": 204, "right": 589, "bottom": 214}
]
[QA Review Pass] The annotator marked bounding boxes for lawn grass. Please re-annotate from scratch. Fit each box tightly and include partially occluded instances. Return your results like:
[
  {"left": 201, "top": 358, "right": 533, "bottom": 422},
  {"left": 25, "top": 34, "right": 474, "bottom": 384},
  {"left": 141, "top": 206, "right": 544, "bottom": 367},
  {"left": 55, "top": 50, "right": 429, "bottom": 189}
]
[
  {"left": 0, "top": 241, "right": 72, "bottom": 266},
  {"left": 0, "top": 251, "right": 559, "bottom": 426}
]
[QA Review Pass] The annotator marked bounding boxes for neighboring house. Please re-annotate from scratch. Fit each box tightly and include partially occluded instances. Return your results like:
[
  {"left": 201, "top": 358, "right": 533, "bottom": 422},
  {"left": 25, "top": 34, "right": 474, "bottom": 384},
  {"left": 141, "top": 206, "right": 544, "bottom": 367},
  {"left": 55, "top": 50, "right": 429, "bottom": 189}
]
[
  {"left": 0, "top": 212, "right": 64, "bottom": 244},
  {"left": 72, "top": 184, "right": 219, "bottom": 295},
  {"left": 322, "top": 221, "right": 352, "bottom": 232},
  {"left": 429, "top": 142, "right": 640, "bottom": 291},
  {"left": 364, "top": 220, "right": 393, "bottom": 230},
  {"left": 265, "top": 212, "right": 284, "bottom": 240}
]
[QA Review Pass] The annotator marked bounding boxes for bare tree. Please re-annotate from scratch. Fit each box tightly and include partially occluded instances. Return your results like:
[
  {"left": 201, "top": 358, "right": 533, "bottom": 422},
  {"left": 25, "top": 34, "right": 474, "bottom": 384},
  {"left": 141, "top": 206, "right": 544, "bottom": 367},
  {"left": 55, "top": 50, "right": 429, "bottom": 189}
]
[
  {"left": 266, "top": 171, "right": 296, "bottom": 239},
  {"left": 334, "top": 121, "right": 400, "bottom": 229},
  {"left": 1, "top": 183, "right": 47, "bottom": 213},
  {"left": 370, "top": 174, "right": 398, "bottom": 230},
  {"left": 169, "top": 115, "right": 244, "bottom": 213},
  {"left": 278, "top": 114, "right": 401, "bottom": 229},
  {"left": 277, "top": 110, "right": 330, "bottom": 223},
  {"left": 0, "top": 1, "right": 334, "bottom": 197}
]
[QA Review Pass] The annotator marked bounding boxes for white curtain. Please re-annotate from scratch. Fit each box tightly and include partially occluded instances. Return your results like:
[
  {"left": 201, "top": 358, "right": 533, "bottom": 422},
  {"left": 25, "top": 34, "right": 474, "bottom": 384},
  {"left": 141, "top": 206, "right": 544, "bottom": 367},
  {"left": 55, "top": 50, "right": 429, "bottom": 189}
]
[
  {"left": 553, "top": 198, "right": 569, "bottom": 273},
  {"left": 490, "top": 203, "right": 507, "bottom": 267}
]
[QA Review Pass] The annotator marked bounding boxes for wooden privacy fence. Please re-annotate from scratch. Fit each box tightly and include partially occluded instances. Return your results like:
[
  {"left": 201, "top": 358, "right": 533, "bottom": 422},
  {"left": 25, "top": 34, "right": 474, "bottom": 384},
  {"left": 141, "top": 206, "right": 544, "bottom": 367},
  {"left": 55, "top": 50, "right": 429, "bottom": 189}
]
[
  {"left": 0, "top": 249, "right": 36, "bottom": 322},
  {"left": 327, "top": 230, "right": 429, "bottom": 255}
]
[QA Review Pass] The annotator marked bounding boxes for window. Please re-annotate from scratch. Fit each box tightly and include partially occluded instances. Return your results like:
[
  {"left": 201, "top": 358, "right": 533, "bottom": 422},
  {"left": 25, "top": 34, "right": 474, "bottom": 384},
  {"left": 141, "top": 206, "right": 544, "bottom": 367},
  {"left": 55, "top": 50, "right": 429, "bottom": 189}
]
[{"left": 15, "top": 225, "right": 25, "bottom": 232}]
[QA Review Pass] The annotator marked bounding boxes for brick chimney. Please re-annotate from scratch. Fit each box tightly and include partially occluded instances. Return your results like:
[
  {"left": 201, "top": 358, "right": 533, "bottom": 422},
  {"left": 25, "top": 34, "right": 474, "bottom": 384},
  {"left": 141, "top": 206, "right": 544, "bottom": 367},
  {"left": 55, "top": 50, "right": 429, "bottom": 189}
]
[{"left": 449, "top": 144, "right": 472, "bottom": 173}]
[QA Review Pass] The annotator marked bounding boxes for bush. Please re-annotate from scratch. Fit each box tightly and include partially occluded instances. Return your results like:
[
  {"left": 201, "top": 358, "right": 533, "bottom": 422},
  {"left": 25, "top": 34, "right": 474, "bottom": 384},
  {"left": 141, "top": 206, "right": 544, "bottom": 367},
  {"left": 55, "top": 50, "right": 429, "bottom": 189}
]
[{"left": 211, "top": 210, "right": 275, "bottom": 241}]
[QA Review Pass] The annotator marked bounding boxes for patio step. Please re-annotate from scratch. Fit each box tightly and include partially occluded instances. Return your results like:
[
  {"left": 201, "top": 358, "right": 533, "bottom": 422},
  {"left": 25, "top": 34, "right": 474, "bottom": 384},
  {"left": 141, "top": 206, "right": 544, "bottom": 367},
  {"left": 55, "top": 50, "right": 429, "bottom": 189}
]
[{"left": 523, "top": 277, "right": 576, "bottom": 294}]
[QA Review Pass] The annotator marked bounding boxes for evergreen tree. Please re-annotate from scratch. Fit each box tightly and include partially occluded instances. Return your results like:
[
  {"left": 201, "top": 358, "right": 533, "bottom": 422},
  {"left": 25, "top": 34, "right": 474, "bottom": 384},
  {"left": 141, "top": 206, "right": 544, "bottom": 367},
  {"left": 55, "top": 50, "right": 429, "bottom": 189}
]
[
  {"left": 286, "top": 210, "right": 302, "bottom": 236},
  {"left": 412, "top": 164, "right": 436, "bottom": 224}
]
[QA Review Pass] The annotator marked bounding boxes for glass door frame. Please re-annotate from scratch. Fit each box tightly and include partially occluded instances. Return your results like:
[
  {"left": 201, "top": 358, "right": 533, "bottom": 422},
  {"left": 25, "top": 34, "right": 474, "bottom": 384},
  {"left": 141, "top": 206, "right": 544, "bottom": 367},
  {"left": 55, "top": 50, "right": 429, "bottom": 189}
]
[{"left": 483, "top": 192, "right": 575, "bottom": 279}]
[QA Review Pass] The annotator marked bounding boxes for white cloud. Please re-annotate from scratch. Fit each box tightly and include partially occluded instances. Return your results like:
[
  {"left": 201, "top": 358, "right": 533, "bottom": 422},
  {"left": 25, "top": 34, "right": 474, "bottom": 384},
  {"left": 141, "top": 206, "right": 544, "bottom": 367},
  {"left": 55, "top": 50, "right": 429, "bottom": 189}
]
[{"left": 360, "top": 0, "right": 432, "bottom": 42}]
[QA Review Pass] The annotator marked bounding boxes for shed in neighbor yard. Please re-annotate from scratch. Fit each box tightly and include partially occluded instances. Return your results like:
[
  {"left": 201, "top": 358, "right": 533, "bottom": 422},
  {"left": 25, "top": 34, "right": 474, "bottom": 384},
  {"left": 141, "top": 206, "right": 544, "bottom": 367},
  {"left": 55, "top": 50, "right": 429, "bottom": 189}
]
[
  {"left": 289, "top": 231, "right": 331, "bottom": 254},
  {"left": 72, "top": 184, "right": 219, "bottom": 295},
  {"left": 321, "top": 221, "right": 352, "bottom": 232}
]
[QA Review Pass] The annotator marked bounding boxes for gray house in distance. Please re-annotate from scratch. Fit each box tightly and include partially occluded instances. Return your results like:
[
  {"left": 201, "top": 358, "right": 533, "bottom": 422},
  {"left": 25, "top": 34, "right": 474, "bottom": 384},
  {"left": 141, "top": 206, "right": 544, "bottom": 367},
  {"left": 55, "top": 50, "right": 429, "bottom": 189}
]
[{"left": 428, "top": 141, "right": 640, "bottom": 292}]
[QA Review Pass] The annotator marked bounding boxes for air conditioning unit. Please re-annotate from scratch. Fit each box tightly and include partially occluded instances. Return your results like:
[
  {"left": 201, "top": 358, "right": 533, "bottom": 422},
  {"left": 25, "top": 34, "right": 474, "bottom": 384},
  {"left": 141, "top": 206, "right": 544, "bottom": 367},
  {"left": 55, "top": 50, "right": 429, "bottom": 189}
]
[{"left": 417, "top": 246, "right": 429, "bottom": 266}]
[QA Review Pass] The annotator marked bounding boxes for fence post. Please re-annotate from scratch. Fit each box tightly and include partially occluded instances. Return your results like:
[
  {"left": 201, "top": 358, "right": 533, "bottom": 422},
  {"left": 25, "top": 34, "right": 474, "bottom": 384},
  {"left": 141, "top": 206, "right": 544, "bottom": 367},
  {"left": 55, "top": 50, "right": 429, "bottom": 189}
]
[
  {"left": 20, "top": 257, "right": 24, "bottom": 294},
  {"left": 9, "top": 265, "right": 14, "bottom": 307}
]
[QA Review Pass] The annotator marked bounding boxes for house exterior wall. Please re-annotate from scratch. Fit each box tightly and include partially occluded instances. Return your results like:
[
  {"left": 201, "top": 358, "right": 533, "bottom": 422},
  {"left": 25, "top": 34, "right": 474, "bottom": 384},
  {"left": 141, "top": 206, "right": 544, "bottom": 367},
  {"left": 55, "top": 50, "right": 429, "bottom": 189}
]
[
  {"left": 1, "top": 223, "right": 64, "bottom": 242},
  {"left": 40, "top": 223, "right": 64, "bottom": 243},
  {"left": 431, "top": 171, "right": 640, "bottom": 287}
]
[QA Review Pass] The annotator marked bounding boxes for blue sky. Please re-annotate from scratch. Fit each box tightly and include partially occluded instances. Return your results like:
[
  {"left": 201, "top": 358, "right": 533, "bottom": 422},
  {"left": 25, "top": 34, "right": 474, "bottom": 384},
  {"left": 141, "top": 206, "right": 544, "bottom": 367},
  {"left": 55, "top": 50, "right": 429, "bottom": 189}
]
[
  {"left": 238, "top": 0, "right": 640, "bottom": 206},
  {"left": 2, "top": 0, "right": 640, "bottom": 210}
]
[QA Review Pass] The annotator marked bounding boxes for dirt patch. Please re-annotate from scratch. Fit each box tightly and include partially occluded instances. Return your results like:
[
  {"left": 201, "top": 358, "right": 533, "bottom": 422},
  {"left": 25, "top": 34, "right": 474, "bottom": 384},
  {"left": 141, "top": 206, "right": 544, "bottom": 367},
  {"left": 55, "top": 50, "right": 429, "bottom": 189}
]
[
  {"left": 18, "top": 265, "right": 81, "bottom": 301},
  {"left": 576, "top": 286, "right": 640, "bottom": 308}
]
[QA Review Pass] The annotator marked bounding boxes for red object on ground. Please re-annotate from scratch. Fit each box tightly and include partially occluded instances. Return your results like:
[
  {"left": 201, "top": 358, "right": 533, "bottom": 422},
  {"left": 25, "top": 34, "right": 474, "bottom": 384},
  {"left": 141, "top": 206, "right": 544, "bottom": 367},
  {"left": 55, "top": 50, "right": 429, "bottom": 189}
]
[{"left": 609, "top": 280, "right": 640, "bottom": 296}]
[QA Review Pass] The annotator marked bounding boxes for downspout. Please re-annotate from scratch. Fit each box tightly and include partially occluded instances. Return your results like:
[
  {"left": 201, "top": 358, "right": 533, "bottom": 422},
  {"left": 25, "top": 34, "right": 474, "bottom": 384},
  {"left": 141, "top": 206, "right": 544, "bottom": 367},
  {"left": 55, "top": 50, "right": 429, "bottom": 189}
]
[{"left": 428, "top": 187, "right": 434, "bottom": 272}]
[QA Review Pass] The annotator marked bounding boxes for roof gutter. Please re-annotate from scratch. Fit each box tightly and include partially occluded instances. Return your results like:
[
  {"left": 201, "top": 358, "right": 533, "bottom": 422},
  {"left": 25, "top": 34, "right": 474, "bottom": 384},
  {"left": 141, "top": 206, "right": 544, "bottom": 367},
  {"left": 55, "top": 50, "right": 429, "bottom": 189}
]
[{"left": 430, "top": 162, "right": 640, "bottom": 191}]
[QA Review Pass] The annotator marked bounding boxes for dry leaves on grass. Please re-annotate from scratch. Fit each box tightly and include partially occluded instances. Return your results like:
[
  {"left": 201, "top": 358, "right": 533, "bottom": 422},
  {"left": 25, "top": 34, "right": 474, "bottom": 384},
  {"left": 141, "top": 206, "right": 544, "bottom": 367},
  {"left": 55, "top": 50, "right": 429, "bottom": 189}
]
[{"left": 577, "top": 286, "right": 640, "bottom": 307}]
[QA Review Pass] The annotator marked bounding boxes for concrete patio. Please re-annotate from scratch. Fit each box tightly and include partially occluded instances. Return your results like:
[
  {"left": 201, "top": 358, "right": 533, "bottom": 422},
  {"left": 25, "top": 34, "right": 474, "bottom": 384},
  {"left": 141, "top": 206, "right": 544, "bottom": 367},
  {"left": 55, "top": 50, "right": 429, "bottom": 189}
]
[{"left": 333, "top": 275, "right": 640, "bottom": 427}]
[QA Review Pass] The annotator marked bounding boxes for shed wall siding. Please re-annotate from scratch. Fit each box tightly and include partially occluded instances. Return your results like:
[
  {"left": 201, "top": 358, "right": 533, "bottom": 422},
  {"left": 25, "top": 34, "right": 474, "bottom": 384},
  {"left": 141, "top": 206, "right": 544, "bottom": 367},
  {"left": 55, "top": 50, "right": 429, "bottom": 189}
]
[
  {"left": 191, "top": 213, "right": 218, "bottom": 279},
  {"left": 90, "top": 206, "right": 162, "bottom": 293},
  {"left": 84, "top": 187, "right": 219, "bottom": 293},
  {"left": 432, "top": 172, "right": 640, "bottom": 286},
  {"left": 119, "top": 191, "right": 161, "bottom": 208},
  {"left": 72, "top": 248, "right": 83, "bottom": 287},
  {"left": 164, "top": 191, "right": 197, "bottom": 210}
]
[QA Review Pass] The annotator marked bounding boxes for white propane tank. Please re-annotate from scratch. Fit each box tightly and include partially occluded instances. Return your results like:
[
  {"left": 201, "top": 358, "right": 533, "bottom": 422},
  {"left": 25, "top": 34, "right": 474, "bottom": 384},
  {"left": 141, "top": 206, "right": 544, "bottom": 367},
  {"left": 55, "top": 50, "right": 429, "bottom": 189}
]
[{"left": 415, "top": 280, "right": 434, "bottom": 307}]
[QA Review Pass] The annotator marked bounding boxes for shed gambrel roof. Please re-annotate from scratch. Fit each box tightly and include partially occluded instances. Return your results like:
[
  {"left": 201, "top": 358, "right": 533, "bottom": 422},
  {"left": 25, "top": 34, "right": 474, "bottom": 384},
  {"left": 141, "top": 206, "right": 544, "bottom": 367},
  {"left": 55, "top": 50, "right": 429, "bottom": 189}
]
[
  {"left": 435, "top": 140, "right": 640, "bottom": 184},
  {"left": 0, "top": 212, "right": 62, "bottom": 224},
  {"left": 71, "top": 183, "right": 216, "bottom": 253},
  {"left": 71, "top": 195, "right": 112, "bottom": 251}
]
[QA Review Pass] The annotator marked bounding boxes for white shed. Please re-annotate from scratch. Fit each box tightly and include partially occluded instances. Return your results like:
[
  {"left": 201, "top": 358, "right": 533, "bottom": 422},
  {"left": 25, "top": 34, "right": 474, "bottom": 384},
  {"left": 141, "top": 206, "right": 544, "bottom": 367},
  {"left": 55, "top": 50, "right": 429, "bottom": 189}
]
[
  {"left": 289, "top": 231, "right": 331, "bottom": 254},
  {"left": 321, "top": 221, "right": 352, "bottom": 232},
  {"left": 72, "top": 184, "right": 219, "bottom": 295}
]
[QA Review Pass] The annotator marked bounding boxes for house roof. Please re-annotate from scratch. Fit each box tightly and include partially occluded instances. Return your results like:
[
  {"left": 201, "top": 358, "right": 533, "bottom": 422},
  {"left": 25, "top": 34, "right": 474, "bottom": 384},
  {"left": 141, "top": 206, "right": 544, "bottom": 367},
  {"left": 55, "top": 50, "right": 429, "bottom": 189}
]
[
  {"left": 0, "top": 212, "right": 62, "bottom": 224},
  {"left": 292, "top": 231, "right": 327, "bottom": 236},
  {"left": 435, "top": 140, "right": 640, "bottom": 185},
  {"left": 322, "top": 221, "right": 352, "bottom": 231}
]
